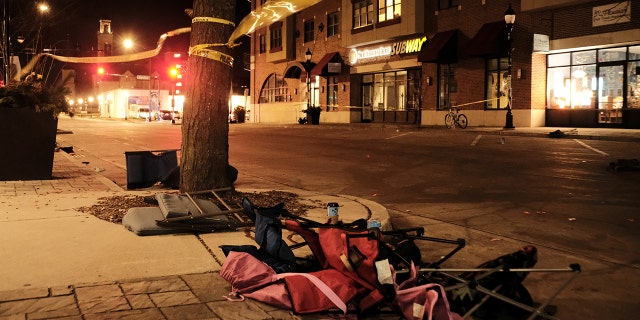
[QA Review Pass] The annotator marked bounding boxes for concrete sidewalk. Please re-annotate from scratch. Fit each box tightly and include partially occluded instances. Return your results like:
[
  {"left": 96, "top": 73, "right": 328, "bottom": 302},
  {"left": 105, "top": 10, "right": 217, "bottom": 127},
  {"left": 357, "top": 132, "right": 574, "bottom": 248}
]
[{"left": 0, "top": 150, "right": 390, "bottom": 319}]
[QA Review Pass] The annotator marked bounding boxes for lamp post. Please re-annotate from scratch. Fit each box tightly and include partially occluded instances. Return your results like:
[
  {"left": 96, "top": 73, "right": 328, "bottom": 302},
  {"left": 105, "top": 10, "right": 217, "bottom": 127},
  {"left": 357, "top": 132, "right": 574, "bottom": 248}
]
[
  {"left": 305, "top": 48, "right": 312, "bottom": 109},
  {"left": 503, "top": 4, "right": 516, "bottom": 129},
  {"left": 3, "top": 0, "right": 9, "bottom": 85},
  {"left": 35, "top": 2, "right": 50, "bottom": 55}
]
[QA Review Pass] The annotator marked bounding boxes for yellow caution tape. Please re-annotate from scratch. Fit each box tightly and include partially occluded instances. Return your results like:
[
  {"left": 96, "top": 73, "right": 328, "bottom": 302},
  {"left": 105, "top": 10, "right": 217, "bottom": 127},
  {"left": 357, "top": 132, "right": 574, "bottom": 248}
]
[
  {"left": 228, "top": 0, "right": 324, "bottom": 44},
  {"left": 15, "top": 28, "right": 192, "bottom": 80},
  {"left": 189, "top": 44, "right": 234, "bottom": 67},
  {"left": 192, "top": 16, "right": 235, "bottom": 27}
]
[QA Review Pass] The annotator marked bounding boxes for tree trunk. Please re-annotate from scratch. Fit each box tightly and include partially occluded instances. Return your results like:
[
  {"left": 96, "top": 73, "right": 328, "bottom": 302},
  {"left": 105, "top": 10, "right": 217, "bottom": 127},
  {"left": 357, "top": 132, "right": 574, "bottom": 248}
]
[{"left": 180, "top": 0, "right": 236, "bottom": 192}]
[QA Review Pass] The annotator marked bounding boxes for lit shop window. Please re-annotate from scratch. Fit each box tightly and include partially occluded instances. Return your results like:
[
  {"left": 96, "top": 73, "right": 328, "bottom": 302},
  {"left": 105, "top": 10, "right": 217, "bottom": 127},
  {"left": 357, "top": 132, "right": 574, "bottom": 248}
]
[
  {"left": 353, "top": 0, "right": 374, "bottom": 29},
  {"left": 378, "top": 0, "right": 401, "bottom": 23}
]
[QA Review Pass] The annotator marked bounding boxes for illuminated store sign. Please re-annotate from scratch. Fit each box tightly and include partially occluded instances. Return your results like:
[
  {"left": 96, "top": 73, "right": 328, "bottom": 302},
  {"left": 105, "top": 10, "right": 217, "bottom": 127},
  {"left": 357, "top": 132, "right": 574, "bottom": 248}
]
[
  {"left": 593, "top": 1, "right": 630, "bottom": 27},
  {"left": 349, "top": 36, "right": 427, "bottom": 65}
]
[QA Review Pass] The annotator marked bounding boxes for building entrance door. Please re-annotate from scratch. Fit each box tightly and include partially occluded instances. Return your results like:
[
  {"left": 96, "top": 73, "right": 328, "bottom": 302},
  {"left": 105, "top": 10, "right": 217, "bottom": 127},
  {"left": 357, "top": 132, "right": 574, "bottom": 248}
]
[{"left": 597, "top": 63, "right": 625, "bottom": 124}]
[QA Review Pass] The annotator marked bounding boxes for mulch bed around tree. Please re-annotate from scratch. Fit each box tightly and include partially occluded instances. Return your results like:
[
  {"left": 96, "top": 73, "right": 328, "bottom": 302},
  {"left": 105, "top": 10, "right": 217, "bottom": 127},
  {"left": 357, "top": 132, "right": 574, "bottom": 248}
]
[{"left": 77, "top": 190, "right": 318, "bottom": 224}]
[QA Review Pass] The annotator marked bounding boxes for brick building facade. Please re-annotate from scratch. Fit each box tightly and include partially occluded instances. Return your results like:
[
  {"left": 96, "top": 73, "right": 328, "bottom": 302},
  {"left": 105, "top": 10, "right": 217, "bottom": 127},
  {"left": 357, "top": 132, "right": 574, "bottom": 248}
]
[{"left": 249, "top": 0, "right": 640, "bottom": 128}]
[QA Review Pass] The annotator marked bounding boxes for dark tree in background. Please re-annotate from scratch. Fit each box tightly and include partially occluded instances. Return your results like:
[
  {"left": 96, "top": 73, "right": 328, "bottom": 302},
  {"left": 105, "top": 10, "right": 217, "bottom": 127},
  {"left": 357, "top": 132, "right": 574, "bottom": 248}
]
[{"left": 180, "top": 0, "right": 236, "bottom": 192}]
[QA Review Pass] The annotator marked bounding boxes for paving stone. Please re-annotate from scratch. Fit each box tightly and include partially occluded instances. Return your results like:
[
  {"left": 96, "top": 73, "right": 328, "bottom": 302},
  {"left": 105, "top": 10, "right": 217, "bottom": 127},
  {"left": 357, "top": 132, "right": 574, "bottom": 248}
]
[
  {"left": 149, "top": 291, "right": 200, "bottom": 308},
  {"left": 30, "top": 315, "right": 83, "bottom": 320},
  {"left": 160, "top": 304, "right": 219, "bottom": 320},
  {"left": 74, "top": 281, "right": 116, "bottom": 288},
  {"left": 50, "top": 286, "right": 74, "bottom": 297},
  {"left": 0, "top": 295, "right": 78, "bottom": 318},
  {"left": 77, "top": 295, "right": 130, "bottom": 314},
  {"left": 125, "top": 294, "right": 155, "bottom": 309},
  {"left": 180, "top": 273, "right": 220, "bottom": 289},
  {"left": 121, "top": 278, "right": 189, "bottom": 295},
  {"left": 0, "top": 288, "right": 49, "bottom": 302},
  {"left": 181, "top": 273, "right": 231, "bottom": 303},
  {"left": 75, "top": 284, "right": 123, "bottom": 302},
  {"left": 206, "top": 300, "right": 272, "bottom": 320},
  {"left": 264, "top": 309, "right": 302, "bottom": 319},
  {"left": 83, "top": 308, "right": 166, "bottom": 320}
]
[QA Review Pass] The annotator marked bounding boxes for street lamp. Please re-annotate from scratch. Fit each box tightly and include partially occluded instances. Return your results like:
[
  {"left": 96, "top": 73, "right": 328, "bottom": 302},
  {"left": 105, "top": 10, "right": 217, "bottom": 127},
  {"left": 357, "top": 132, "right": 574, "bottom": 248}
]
[
  {"left": 305, "top": 48, "right": 312, "bottom": 109},
  {"left": 503, "top": 4, "right": 516, "bottom": 129},
  {"left": 3, "top": 0, "right": 10, "bottom": 84}
]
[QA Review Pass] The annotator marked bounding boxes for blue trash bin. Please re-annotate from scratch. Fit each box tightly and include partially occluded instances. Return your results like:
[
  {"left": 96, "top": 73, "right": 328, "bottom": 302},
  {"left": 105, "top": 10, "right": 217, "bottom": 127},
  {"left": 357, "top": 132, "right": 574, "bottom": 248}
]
[{"left": 125, "top": 150, "right": 178, "bottom": 189}]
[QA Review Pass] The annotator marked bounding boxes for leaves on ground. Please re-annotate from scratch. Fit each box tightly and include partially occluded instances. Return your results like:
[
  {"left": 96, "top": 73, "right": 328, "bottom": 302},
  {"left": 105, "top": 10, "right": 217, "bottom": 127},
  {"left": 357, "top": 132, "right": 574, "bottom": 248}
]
[{"left": 77, "top": 190, "right": 316, "bottom": 224}]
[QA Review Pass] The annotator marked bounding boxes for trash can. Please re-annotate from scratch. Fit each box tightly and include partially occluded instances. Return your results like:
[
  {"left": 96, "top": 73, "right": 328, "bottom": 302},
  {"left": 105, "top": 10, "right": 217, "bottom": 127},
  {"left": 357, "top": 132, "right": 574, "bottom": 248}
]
[{"left": 125, "top": 150, "right": 178, "bottom": 189}]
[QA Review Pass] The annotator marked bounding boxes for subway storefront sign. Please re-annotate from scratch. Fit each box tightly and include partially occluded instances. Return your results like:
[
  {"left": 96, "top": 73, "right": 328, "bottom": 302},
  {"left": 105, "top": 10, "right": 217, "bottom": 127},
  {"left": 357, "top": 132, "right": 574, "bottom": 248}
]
[{"left": 349, "top": 36, "right": 427, "bottom": 65}]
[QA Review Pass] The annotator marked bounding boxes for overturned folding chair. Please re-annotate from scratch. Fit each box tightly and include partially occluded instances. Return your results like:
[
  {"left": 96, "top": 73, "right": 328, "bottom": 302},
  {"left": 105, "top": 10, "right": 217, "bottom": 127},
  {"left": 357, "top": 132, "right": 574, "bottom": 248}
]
[
  {"left": 123, "top": 187, "right": 252, "bottom": 236},
  {"left": 405, "top": 246, "right": 582, "bottom": 320}
]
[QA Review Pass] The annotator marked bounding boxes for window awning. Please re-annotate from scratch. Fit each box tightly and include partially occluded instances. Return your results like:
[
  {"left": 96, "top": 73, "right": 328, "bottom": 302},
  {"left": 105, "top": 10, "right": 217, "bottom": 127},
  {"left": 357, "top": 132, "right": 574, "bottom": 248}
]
[
  {"left": 310, "top": 52, "right": 344, "bottom": 77},
  {"left": 466, "top": 21, "right": 509, "bottom": 58},
  {"left": 418, "top": 29, "right": 458, "bottom": 63}
]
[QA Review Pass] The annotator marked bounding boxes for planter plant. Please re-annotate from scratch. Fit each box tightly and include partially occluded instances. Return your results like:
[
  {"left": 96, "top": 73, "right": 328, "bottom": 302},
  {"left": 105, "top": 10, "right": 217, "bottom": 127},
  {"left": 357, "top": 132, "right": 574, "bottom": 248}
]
[
  {"left": 303, "top": 105, "right": 322, "bottom": 125},
  {"left": 0, "top": 77, "right": 70, "bottom": 181},
  {"left": 233, "top": 106, "right": 246, "bottom": 123}
]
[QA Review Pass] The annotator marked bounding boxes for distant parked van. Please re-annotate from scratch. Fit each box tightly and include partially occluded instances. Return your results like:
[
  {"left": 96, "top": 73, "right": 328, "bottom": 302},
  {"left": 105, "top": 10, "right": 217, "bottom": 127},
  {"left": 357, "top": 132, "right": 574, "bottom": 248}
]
[{"left": 136, "top": 107, "right": 152, "bottom": 119}]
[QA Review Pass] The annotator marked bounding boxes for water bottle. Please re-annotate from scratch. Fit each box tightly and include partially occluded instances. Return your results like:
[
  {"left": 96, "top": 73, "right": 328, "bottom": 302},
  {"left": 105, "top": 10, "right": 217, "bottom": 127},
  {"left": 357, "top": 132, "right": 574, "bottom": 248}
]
[
  {"left": 367, "top": 217, "right": 381, "bottom": 229},
  {"left": 327, "top": 202, "right": 339, "bottom": 224}
]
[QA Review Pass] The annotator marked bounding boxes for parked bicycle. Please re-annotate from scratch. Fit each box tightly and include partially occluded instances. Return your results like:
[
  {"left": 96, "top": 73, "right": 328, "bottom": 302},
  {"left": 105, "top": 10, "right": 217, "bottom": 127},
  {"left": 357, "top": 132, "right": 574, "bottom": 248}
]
[{"left": 444, "top": 106, "right": 468, "bottom": 129}]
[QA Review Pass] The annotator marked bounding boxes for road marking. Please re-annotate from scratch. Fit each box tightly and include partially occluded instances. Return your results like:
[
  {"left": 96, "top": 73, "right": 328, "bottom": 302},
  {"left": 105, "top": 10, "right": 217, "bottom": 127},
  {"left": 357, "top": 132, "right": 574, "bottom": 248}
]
[
  {"left": 573, "top": 139, "right": 609, "bottom": 156},
  {"left": 470, "top": 134, "right": 482, "bottom": 146},
  {"left": 385, "top": 132, "right": 413, "bottom": 140}
]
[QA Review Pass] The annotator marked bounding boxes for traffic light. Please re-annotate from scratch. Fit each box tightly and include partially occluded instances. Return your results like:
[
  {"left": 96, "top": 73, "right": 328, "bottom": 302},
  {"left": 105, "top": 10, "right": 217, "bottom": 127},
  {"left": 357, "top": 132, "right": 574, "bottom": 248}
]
[
  {"left": 168, "top": 64, "right": 183, "bottom": 94},
  {"left": 97, "top": 66, "right": 106, "bottom": 82},
  {"left": 168, "top": 67, "right": 179, "bottom": 79}
]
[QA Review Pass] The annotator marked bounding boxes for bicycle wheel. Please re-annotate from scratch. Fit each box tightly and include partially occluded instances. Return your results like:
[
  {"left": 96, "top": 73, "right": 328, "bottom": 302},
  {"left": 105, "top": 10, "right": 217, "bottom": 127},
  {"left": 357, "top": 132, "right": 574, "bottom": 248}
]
[
  {"left": 457, "top": 114, "right": 468, "bottom": 129},
  {"left": 444, "top": 113, "right": 455, "bottom": 128}
]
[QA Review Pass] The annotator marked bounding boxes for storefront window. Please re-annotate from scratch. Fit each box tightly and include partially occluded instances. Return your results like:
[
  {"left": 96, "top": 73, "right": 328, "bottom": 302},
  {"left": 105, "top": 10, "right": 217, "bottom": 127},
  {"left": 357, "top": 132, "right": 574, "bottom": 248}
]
[
  {"left": 373, "top": 73, "right": 384, "bottom": 110},
  {"left": 548, "top": 65, "right": 597, "bottom": 109},
  {"left": 548, "top": 53, "right": 570, "bottom": 67},
  {"left": 327, "top": 76, "right": 338, "bottom": 108},
  {"left": 628, "top": 46, "right": 640, "bottom": 109},
  {"left": 259, "top": 73, "right": 291, "bottom": 103},
  {"left": 385, "top": 72, "right": 399, "bottom": 110},
  {"left": 547, "top": 50, "right": 603, "bottom": 109},
  {"left": 629, "top": 60, "right": 640, "bottom": 109},
  {"left": 571, "top": 65, "right": 596, "bottom": 108},
  {"left": 407, "top": 69, "right": 421, "bottom": 110},
  {"left": 629, "top": 45, "right": 640, "bottom": 60},
  {"left": 572, "top": 50, "right": 596, "bottom": 65},
  {"left": 368, "top": 69, "right": 421, "bottom": 111},
  {"left": 485, "top": 58, "right": 509, "bottom": 110},
  {"left": 438, "top": 64, "right": 456, "bottom": 110},
  {"left": 598, "top": 47, "right": 627, "bottom": 62}
]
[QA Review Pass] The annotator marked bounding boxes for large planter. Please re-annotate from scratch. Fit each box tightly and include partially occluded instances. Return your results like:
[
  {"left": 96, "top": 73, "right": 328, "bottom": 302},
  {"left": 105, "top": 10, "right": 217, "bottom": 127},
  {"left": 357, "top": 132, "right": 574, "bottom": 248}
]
[
  {"left": 234, "top": 110, "right": 246, "bottom": 123},
  {"left": 0, "top": 108, "right": 58, "bottom": 180},
  {"left": 308, "top": 111, "right": 320, "bottom": 125}
]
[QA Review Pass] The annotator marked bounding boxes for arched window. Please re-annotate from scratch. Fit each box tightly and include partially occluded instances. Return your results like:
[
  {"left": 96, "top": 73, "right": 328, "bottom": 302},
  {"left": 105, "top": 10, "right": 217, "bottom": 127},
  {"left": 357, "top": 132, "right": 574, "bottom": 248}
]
[{"left": 259, "top": 73, "right": 292, "bottom": 103}]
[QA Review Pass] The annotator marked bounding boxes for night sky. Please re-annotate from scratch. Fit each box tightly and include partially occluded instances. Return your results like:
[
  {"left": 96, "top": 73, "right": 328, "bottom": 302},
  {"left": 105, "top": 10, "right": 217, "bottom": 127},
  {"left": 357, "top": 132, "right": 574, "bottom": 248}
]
[
  {"left": 9, "top": 0, "right": 251, "bottom": 53},
  {"left": 8, "top": 1, "right": 252, "bottom": 93}
]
